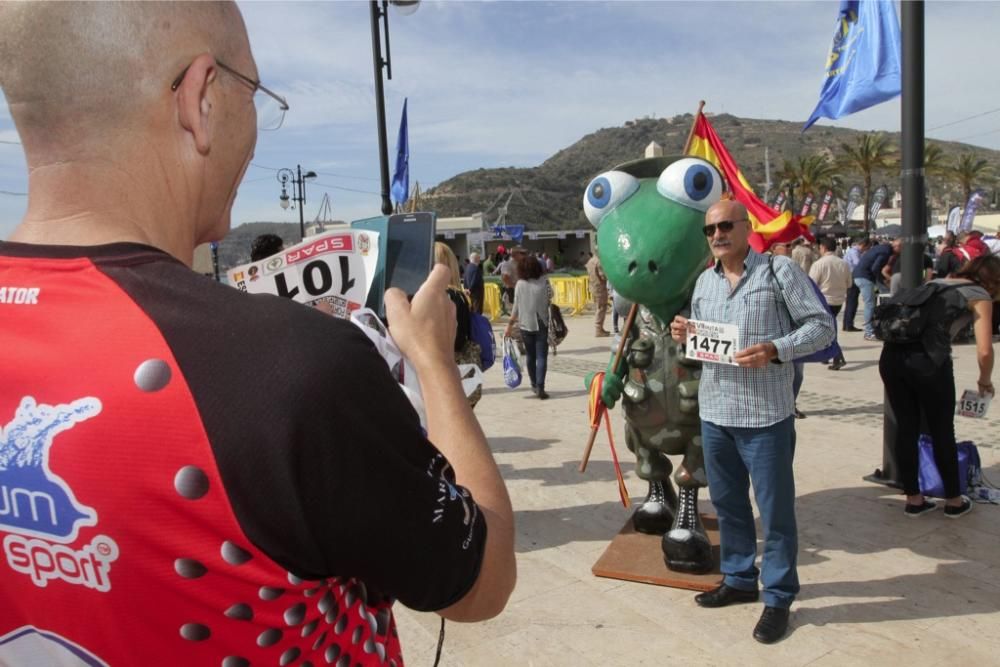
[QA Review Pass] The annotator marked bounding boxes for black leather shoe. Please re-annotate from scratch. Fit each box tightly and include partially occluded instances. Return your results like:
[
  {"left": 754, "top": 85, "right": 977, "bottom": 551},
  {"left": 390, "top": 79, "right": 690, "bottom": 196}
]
[
  {"left": 694, "top": 584, "right": 759, "bottom": 608},
  {"left": 753, "top": 606, "right": 790, "bottom": 644}
]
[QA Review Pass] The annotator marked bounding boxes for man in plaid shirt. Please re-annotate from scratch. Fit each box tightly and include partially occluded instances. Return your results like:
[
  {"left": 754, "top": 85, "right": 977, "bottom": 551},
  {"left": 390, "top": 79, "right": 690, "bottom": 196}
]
[{"left": 670, "top": 200, "right": 834, "bottom": 644}]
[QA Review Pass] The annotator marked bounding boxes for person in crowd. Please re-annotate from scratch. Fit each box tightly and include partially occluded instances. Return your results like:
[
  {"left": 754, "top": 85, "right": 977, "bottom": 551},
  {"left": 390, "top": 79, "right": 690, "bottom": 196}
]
[
  {"left": 879, "top": 255, "right": 999, "bottom": 519},
  {"left": 482, "top": 251, "right": 496, "bottom": 276},
  {"left": 586, "top": 252, "right": 610, "bottom": 337},
  {"left": 497, "top": 252, "right": 517, "bottom": 315},
  {"left": 842, "top": 237, "right": 868, "bottom": 331},
  {"left": 670, "top": 200, "right": 834, "bottom": 645},
  {"left": 810, "top": 237, "right": 852, "bottom": 370},
  {"left": 935, "top": 231, "right": 963, "bottom": 278},
  {"left": 435, "top": 242, "right": 482, "bottom": 408},
  {"left": 957, "top": 230, "right": 990, "bottom": 262},
  {"left": 503, "top": 253, "right": 553, "bottom": 399},
  {"left": 0, "top": 3, "right": 514, "bottom": 662},
  {"left": 883, "top": 238, "right": 934, "bottom": 294},
  {"left": 463, "top": 251, "right": 485, "bottom": 314},
  {"left": 791, "top": 239, "right": 816, "bottom": 274},
  {"left": 249, "top": 232, "right": 283, "bottom": 261},
  {"left": 853, "top": 239, "right": 893, "bottom": 340}
]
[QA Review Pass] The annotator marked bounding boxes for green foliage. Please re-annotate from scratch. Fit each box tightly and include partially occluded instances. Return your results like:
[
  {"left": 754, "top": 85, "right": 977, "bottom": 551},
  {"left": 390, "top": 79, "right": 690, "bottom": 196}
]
[
  {"left": 837, "top": 132, "right": 898, "bottom": 235},
  {"left": 952, "top": 152, "right": 995, "bottom": 202}
]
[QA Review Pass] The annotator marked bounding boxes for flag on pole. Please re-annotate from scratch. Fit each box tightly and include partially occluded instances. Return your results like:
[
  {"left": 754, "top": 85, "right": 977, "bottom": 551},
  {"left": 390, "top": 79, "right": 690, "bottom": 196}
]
[
  {"left": 688, "top": 113, "right": 812, "bottom": 251},
  {"left": 959, "top": 190, "right": 987, "bottom": 233},
  {"left": 817, "top": 189, "right": 834, "bottom": 221},
  {"left": 869, "top": 184, "right": 889, "bottom": 221},
  {"left": 390, "top": 98, "right": 409, "bottom": 206},
  {"left": 804, "top": 0, "right": 901, "bottom": 131}
]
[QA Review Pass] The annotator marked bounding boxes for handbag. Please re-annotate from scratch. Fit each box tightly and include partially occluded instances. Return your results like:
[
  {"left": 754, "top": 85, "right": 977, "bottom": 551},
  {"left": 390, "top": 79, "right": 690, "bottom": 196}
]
[
  {"left": 917, "top": 435, "right": 981, "bottom": 498},
  {"left": 502, "top": 336, "right": 523, "bottom": 389},
  {"left": 768, "top": 257, "right": 842, "bottom": 363},
  {"left": 548, "top": 303, "right": 568, "bottom": 350}
]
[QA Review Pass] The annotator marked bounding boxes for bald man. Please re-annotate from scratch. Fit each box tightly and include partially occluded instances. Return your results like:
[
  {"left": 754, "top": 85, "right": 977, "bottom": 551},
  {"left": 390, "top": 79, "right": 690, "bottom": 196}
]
[
  {"left": 0, "top": 3, "right": 513, "bottom": 664},
  {"left": 669, "top": 201, "right": 833, "bottom": 644}
]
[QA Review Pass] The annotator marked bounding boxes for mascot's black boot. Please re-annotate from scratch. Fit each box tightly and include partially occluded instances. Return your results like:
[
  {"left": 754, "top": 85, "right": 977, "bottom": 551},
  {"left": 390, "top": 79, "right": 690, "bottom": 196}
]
[
  {"left": 631, "top": 480, "right": 678, "bottom": 535},
  {"left": 662, "top": 486, "right": 713, "bottom": 573}
]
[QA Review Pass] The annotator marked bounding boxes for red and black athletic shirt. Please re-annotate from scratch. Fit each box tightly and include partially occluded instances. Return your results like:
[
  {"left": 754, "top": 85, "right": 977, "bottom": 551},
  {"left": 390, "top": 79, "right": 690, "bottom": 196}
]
[{"left": 0, "top": 241, "right": 485, "bottom": 666}]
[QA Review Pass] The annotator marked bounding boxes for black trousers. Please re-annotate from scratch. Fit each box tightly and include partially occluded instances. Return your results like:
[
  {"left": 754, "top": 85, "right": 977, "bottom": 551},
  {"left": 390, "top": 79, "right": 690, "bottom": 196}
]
[
  {"left": 843, "top": 284, "right": 860, "bottom": 330},
  {"left": 469, "top": 287, "right": 484, "bottom": 315},
  {"left": 878, "top": 344, "right": 960, "bottom": 498}
]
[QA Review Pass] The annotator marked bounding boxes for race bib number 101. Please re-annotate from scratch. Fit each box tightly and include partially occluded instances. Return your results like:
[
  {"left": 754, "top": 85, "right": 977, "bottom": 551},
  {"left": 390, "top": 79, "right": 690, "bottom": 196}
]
[{"left": 686, "top": 320, "right": 740, "bottom": 366}]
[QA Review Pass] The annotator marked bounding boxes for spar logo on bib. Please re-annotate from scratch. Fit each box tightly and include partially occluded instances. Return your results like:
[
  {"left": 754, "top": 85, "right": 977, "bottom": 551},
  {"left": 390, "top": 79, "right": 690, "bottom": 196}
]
[{"left": 0, "top": 396, "right": 119, "bottom": 592}]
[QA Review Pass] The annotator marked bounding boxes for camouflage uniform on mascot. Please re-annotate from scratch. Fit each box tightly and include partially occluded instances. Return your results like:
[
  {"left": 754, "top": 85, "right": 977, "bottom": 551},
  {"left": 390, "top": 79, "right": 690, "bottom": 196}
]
[{"left": 584, "top": 156, "right": 724, "bottom": 574}]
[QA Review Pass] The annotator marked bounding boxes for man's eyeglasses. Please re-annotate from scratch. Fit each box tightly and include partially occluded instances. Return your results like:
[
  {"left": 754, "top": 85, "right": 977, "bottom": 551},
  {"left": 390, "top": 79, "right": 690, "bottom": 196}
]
[
  {"left": 702, "top": 219, "right": 747, "bottom": 237},
  {"left": 170, "top": 60, "right": 289, "bottom": 131}
]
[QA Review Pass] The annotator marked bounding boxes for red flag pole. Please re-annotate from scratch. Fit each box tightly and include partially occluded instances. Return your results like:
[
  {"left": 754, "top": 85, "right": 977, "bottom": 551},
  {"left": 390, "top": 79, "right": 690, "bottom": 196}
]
[{"left": 579, "top": 100, "right": 706, "bottom": 474}]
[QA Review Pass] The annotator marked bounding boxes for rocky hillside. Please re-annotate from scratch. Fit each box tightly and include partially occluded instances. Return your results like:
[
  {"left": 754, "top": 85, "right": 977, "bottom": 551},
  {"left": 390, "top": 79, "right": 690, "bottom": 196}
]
[{"left": 422, "top": 113, "right": 999, "bottom": 230}]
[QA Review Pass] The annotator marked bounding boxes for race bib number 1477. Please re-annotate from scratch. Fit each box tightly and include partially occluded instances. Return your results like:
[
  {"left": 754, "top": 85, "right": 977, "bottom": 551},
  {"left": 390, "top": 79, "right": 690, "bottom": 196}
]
[{"left": 686, "top": 320, "right": 740, "bottom": 366}]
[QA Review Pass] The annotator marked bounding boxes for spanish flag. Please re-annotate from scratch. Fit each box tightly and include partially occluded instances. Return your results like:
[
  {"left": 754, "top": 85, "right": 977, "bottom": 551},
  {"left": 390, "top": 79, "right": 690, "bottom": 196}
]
[{"left": 687, "top": 113, "right": 812, "bottom": 251}]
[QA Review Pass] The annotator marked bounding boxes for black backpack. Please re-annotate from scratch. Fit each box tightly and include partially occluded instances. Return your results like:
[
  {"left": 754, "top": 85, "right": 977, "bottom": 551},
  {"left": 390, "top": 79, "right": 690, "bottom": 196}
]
[{"left": 872, "top": 283, "right": 968, "bottom": 362}]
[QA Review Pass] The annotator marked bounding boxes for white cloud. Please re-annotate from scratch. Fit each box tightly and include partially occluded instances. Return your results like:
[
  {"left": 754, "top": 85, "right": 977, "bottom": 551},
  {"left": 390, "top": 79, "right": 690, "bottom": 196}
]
[{"left": 3, "top": 0, "right": 1000, "bottom": 241}]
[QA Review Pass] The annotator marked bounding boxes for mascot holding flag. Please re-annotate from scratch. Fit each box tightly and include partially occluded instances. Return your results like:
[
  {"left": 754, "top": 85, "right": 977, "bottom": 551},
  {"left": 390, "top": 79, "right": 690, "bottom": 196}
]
[
  {"left": 582, "top": 154, "right": 722, "bottom": 574},
  {"left": 581, "top": 104, "right": 816, "bottom": 575}
]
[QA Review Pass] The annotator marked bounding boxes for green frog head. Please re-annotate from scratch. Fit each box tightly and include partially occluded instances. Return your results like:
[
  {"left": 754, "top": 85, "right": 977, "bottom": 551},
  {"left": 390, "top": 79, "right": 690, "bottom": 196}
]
[{"left": 584, "top": 156, "right": 723, "bottom": 323}]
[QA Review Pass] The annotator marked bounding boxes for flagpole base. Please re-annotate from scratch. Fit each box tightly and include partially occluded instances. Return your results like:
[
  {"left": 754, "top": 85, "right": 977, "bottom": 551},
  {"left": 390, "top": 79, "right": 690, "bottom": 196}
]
[{"left": 862, "top": 468, "right": 903, "bottom": 489}]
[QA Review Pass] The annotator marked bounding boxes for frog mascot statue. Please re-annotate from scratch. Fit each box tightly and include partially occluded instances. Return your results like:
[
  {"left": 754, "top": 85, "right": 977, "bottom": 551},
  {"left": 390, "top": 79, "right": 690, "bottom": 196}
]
[{"left": 584, "top": 156, "right": 723, "bottom": 574}]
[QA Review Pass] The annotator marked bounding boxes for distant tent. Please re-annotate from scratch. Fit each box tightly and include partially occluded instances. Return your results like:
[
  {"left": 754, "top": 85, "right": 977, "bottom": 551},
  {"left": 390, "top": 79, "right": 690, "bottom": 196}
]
[{"left": 811, "top": 221, "right": 847, "bottom": 236}]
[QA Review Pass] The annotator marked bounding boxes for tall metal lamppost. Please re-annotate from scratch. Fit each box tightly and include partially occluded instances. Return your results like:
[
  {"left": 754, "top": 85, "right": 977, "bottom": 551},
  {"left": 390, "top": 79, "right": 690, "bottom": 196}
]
[
  {"left": 370, "top": 0, "right": 418, "bottom": 215},
  {"left": 277, "top": 165, "right": 317, "bottom": 241}
]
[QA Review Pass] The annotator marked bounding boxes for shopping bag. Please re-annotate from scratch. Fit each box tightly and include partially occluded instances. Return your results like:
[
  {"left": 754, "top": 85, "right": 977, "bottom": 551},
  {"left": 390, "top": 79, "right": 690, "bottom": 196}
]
[
  {"left": 503, "top": 336, "right": 522, "bottom": 389},
  {"left": 917, "top": 435, "right": 981, "bottom": 498}
]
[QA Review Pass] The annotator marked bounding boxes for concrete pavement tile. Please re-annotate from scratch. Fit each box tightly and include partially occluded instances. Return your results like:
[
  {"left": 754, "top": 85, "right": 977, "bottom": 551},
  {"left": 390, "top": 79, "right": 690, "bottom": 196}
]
[
  {"left": 392, "top": 318, "right": 1000, "bottom": 665},
  {"left": 440, "top": 624, "right": 600, "bottom": 667}
]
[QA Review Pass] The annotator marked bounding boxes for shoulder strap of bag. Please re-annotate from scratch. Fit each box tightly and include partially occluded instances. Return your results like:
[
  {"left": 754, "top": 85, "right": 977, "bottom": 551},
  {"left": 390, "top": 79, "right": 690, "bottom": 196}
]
[{"left": 768, "top": 256, "right": 791, "bottom": 337}]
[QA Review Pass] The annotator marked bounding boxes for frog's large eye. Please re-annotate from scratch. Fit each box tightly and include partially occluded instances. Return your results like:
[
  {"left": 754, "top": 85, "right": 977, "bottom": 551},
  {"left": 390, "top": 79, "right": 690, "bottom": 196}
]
[
  {"left": 583, "top": 171, "right": 639, "bottom": 228},
  {"left": 655, "top": 158, "right": 723, "bottom": 212}
]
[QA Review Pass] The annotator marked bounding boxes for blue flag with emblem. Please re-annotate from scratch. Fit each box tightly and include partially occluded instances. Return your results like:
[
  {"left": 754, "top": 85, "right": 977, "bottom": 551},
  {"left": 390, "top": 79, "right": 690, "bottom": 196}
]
[
  {"left": 804, "top": 0, "right": 901, "bottom": 131},
  {"left": 390, "top": 98, "right": 409, "bottom": 206}
]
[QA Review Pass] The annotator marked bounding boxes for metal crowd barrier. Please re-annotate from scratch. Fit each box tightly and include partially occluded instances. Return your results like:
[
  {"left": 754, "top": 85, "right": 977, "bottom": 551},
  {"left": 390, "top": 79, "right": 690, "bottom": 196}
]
[
  {"left": 482, "top": 282, "right": 502, "bottom": 322},
  {"left": 548, "top": 275, "right": 594, "bottom": 316}
]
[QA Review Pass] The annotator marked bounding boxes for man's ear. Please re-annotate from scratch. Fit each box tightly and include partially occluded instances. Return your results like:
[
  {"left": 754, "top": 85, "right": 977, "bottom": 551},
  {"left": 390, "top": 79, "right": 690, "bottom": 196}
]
[{"left": 175, "top": 53, "right": 217, "bottom": 156}]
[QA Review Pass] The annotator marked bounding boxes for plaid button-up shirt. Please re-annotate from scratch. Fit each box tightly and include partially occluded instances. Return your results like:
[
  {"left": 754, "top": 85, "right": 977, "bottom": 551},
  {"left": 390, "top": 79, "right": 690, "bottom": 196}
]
[{"left": 691, "top": 249, "right": 835, "bottom": 428}]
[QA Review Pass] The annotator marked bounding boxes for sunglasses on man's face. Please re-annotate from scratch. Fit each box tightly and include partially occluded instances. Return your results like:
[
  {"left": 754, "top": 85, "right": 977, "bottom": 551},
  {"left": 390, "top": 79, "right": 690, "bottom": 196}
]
[{"left": 702, "top": 219, "right": 746, "bottom": 237}]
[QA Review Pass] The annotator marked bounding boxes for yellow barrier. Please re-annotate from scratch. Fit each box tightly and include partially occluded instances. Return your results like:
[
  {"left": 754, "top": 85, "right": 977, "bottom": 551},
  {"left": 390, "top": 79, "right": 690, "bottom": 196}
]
[
  {"left": 575, "top": 275, "right": 593, "bottom": 308},
  {"left": 548, "top": 275, "right": 595, "bottom": 316},
  {"left": 482, "top": 282, "right": 502, "bottom": 322}
]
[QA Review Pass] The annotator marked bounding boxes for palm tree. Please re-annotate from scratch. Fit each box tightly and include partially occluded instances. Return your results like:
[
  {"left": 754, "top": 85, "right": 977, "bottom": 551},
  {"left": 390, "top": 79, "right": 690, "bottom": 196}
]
[
  {"left": 839, "top": 133, "right": 897, "bottom": 235},
  {"left": 776, "top": 159, "right": 802, "bottom": 212},
  {"left": 952, "top": 153, "right": 994, "bottom": 203},
  {"left": 796, "top": 154, "right": 840, "bottom": 214},
  {"left": 775, "top": 154, "right": 840, "bottom": 214}
]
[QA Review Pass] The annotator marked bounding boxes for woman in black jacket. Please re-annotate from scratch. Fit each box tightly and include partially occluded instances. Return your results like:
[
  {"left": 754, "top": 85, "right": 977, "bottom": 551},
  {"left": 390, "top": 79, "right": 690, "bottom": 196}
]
[{"left": 879, "top": 255, "right": 999, "bottom": 519}]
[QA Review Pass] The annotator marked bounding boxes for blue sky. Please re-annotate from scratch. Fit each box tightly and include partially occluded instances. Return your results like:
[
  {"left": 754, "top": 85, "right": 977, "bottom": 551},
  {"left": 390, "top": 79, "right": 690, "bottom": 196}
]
[{"left": 2, "top": 0, "right": 999, "bottom": 240}]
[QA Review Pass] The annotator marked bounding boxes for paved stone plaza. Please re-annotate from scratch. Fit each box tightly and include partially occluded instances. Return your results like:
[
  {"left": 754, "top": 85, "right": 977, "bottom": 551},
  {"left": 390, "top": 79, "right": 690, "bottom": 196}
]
[{"left": 395, "top": 314, "right": 1000, "bottom": 666}]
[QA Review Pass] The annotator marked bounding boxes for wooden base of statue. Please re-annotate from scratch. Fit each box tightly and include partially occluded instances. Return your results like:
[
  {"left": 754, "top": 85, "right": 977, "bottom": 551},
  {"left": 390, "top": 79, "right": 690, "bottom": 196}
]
[{"left": 592, "top": 507, "right": 723, "bottom": 592}]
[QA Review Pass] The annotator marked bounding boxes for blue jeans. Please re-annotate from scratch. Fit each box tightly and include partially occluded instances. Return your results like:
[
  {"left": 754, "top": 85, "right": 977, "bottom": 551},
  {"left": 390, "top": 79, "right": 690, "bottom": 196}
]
[
  {"left": 854, "top": 277, "right": 876, "bottom": 336},
  {"left": 520, "top": 329, "right": 549, "bottom": 390},
  {"left": 702, "top": 416, "right": 798, "bottom": 609}
]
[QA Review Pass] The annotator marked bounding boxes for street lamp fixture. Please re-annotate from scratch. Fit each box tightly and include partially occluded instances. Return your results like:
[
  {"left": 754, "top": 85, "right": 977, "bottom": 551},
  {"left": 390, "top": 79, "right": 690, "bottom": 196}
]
[
  {"left": 370, "top": 0, "right": 418, "bottom": 216},
  {"left": 276, "top": 166, "right": 317, "bottom": 241}
]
